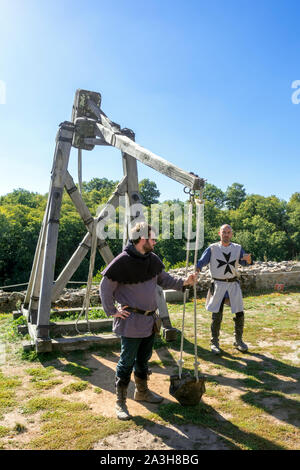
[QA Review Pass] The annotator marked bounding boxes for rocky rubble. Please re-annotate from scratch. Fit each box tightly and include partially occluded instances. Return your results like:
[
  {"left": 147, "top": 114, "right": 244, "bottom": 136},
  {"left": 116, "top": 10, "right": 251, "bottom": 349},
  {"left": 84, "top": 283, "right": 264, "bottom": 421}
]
[
  {"left": 169, "top": 260, "right": 300, "bottom": 294},
  {"left": 0, "top": 261, "right": 299, "bottom": 313}
]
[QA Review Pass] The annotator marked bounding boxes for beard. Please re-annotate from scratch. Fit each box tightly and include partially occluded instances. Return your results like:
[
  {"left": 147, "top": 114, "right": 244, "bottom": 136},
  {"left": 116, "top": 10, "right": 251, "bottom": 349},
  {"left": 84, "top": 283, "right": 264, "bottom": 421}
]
[{"left": 143, "top": 241, "right": 154, "bottom": 253}]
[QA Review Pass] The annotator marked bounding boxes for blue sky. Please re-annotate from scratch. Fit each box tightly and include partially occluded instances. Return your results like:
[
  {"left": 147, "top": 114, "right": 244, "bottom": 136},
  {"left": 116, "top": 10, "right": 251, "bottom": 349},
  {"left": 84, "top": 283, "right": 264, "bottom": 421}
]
[{"left": 0, "top": 0, "right": 299, "bottom": 203}]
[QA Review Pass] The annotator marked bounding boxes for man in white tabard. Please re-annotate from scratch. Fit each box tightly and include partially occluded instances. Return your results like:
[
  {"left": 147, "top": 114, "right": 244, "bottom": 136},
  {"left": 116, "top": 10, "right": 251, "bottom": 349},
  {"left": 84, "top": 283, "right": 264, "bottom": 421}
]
[{"left": 196, "top": 224, "right": 252, "bottom": 355}]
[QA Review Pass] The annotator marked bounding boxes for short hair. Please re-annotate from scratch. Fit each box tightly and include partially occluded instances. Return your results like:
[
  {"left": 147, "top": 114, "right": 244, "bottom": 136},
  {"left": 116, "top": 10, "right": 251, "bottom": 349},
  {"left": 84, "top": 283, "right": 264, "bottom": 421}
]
[
  {"left": 130, "top": 222, "right": 155, "bottom": 244},
  {"left": 219, "top": 224, "right": 233, "bottom": 232}
]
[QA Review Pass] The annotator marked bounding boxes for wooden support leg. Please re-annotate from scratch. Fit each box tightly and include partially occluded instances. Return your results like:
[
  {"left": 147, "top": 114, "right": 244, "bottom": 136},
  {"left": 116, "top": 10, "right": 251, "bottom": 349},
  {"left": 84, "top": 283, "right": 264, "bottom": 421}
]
[
  {"left": 24, "top": 185, "right": 51, "bottom": 319},
  {"left": 27, "top": 200, "right": 50, "bottom": 324},
  {"left": 121, "top": 129, "right": 176, "bottom": 339},
  {"left": 51, "top": 232, "right": 91, "bottom": 302},
  {"left": 121, "top": 129, "right": 145, "bottom": 247},
  {"left": 36, "top": 122, "right": 74, "bottom": 342}
]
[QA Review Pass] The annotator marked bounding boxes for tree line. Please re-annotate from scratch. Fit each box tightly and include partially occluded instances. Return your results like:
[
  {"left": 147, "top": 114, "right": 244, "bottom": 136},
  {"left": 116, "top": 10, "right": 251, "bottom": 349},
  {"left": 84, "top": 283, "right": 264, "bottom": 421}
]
[{"left": 0, "top": 178, "right": 299, "bottom": 287}]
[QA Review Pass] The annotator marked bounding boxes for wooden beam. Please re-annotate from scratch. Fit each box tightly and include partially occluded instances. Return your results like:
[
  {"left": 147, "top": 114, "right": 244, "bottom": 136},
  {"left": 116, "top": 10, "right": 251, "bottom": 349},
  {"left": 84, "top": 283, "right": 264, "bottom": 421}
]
[
  {"left": 36, "top": 122, "right": 74, "bottom": 340},
  {"left": 95, "top": 122, "right": 205, "bottom": 190},
  {"left": 24, "top": 184, "right": 51, "bottom": 314},
  {"left": 65, "top": 170, "right": 115, "bottom": 264},
  {"left": 121, "top": 129, "right": 145, "bottom": 247},
  {"left": 51, "top": 232, "right": 92, "bottom": 302}
]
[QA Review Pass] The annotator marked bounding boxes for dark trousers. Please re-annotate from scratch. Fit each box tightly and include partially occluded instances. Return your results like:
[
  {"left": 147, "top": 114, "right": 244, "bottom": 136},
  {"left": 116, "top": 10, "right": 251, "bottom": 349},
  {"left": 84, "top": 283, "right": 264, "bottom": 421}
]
[
  {"left": 116, "top": 333, "right": 155, "bottom": 385},
  {"left": 211, "top": 297, "right": 244, "bottom": 342}
]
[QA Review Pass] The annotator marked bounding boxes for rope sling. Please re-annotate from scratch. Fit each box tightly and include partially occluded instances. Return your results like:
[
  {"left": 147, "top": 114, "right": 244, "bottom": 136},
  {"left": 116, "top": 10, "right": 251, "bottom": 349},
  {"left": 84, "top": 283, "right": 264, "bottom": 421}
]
[{"left": 169, "top": 189, "right": 206, "bottom": 406}]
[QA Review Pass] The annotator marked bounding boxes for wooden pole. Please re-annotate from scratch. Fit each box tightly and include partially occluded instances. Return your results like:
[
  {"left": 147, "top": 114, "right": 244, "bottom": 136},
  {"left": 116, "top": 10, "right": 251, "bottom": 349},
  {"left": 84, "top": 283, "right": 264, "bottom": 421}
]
[
  {"left": 24, "top": 182, "right": 51, "bottom": 311},
  {"left": 95, "top": 122, "right": 205, "bottom": 191},
  {"left": 51, "top": 232, "right": 92, "bottom": 302},
  {"left": 121, "top": 129, "right": 145, "bottom": 247},
  {"left": 36, "top": 122, "right": 74, "bottom": 341},
  {"left": 26, "top": 195, "right": 51, "bottom": 323}
]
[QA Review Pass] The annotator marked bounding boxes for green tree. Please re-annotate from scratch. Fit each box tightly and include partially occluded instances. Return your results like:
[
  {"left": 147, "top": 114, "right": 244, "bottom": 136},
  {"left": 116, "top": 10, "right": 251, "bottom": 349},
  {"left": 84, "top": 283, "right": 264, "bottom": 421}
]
[
  {"left": 203, "top": 183, "right": 226, "bottom": 209},
  {"left": 139, "top": 179, "right": 160, "bottom": 206},
  {"left": 286, "top": 192, "right": 300, "bottom": 258},
  {"left": 82, "top": 178, "right": 116, "bottom": 196},
  {"left": 225, "top": 183, "right": 247, "bottom": 210}
]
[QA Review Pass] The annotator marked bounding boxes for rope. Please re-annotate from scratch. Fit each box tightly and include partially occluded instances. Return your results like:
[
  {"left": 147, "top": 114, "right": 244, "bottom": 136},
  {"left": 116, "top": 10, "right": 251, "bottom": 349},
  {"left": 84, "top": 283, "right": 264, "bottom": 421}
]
[
  {"left": 193, "top": 196, "right": 204, "bottom": 381},
  {"left": 75, "top": 220, "right": 98, "bottom": 334},
  {"left": 177, "top": 195, "right": 193, "bottom": 379},
  {"left": 177, "top": 189, "right": 205, "bottom": 381},
  {"left": 78, "top": 148, "right": 83, "bottom": 194},
  {"left": 0, "top": 283, "right": 29, "bottom": 289}
]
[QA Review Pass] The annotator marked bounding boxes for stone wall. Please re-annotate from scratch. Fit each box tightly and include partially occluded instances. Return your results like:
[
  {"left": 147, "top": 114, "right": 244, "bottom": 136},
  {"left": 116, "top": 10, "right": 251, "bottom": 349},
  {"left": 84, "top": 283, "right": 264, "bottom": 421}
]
[{"left": 0, "top": 261, "right": 299, "bottom": 313}]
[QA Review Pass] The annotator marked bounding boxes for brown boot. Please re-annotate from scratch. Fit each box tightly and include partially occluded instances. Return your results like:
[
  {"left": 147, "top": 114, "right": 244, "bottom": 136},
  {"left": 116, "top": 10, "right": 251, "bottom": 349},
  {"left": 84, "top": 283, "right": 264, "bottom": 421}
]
[
  {"left": 233, "top": 312, "right": 248, "bottom": 353},
  {"left": 115, "top": 380, "right": 131, "bottom": 420},
  {"left": 133, "top": 374, "right": 163, "bottom": 403}
]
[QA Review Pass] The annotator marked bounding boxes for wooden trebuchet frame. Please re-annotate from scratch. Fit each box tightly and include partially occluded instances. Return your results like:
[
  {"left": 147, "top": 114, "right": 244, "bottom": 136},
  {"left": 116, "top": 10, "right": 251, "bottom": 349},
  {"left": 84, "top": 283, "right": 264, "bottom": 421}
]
[{"left": 22, "top": 89, "right": 205, "bottom": 353}]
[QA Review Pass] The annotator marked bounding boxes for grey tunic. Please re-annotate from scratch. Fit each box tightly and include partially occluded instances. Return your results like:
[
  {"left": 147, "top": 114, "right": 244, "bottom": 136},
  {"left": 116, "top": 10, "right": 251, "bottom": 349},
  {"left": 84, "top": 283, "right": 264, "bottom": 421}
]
[
  {"left": 100, "top": 271, "right": 184, "bottom": 338},
  {"left": 206, "top": 242, "right": 244, "bottom": 314}
]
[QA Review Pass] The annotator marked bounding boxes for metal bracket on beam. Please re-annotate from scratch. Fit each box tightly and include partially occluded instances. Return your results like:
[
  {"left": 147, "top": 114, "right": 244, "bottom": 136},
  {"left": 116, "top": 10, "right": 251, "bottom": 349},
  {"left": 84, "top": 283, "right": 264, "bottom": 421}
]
[{"left": 72, "top": 117, "right": 97, "bottom": 150}]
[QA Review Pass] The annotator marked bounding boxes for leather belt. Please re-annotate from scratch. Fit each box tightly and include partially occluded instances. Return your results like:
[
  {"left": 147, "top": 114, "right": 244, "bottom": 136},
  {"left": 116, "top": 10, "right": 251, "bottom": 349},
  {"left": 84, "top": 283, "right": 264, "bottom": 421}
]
[
  {"left": 213, "top": 277, "right": 238, "bottom": 283},
  {"left": 123, "top": 306, "right": 156, "bottom": 316}
]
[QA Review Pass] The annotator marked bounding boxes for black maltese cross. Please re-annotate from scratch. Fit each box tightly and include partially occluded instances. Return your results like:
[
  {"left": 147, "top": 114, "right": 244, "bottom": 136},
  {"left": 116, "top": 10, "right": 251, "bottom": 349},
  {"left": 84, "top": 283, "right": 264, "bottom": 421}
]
[{"left": 216, "top": 252, "right": 236, "bottom": 275}]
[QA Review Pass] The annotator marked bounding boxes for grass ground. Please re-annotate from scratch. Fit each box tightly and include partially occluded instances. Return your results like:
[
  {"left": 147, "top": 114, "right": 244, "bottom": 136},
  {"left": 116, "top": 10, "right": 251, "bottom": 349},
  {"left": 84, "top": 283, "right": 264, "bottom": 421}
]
[{"left": 0, "top": 288, "right": 299, "bottom": 450}]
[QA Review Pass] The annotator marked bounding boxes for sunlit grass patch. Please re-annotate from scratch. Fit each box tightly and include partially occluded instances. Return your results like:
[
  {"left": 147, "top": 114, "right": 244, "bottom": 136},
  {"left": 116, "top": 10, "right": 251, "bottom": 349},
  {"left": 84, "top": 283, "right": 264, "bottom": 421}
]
[
  {"left": 26, "top": 366, "right": 55, "bottom": 381},
  {"left": 0, "top": 370, "right": 21, "bottom": 417},
  {"left": 61, "top": 381, "right": 89, "bottom": 394},
  {"left": 22, "top": 396, "right": 89, "bottom": 415},
  {"left": 0, "top": 425, "right": 10, "bottom": 438},
  {"left": 25, "top": 365, "right": 63, "bottom": 390},
  {"left": 30, "top": 379, "right": 63, "bottom": 390},
  {"left": 61, "top": 362, "right": 94, "bottom": 377},
  {"left": 22, "top": 397, "right": 134, "bottom": 450}
]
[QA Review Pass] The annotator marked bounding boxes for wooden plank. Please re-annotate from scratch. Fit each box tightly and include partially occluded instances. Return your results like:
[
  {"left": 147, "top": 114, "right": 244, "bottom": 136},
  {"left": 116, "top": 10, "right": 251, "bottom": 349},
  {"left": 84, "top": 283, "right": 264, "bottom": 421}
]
[
  {"left": 36, "top": 122, "right": 74, "bottom": 340},
  {"left": 49, "top": 319, "right": 113, "bottom": 335},
  {"left": 121, "top": 129, "right": 145, "bottom": 247},
  {"left": 64, "top": 171, "right": 115, "bottom": 263},
  {"left": 51, "top": 232, "right": 91, "bottom": 301},
  {"left": 26, "top": 191, "right": 52, "bottom": 323},
  {"left": 24, "top": 178, "right": 52, "bottom": 308},
  {"left": 65, "top": 171, "right": 95, "bottom": 231},
  {"left": 51, "top": 306, "right": 104, "bottom": 313},
  {"left": 95, "top": 122, "right": 205, "bottom": 190},
  {"left": 51, "top": 334, "right": 120, "bottom": 352}
]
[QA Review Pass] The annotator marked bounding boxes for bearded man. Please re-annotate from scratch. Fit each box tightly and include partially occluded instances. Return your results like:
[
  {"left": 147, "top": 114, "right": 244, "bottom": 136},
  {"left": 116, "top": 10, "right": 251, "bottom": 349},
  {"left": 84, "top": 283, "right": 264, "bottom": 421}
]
[
  {"left": 196, "top": 224, "right": 252, "bottom": 355},
  {"left": 100, "top": 222, "right": 198, "bottom": 420}
]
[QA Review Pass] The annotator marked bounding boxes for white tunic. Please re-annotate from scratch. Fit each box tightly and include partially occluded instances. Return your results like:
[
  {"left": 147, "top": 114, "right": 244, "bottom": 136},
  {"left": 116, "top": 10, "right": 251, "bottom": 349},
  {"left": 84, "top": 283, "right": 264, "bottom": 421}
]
[{"left": 206, "top": 242, "right": 244, "bottom": 314}]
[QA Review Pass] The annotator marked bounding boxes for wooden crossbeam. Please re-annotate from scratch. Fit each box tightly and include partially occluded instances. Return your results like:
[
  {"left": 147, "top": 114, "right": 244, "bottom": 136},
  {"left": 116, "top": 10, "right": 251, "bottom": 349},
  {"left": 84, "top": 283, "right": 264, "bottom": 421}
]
[{"left": 95, "top": 122, "right": 205, "bottom": 190}]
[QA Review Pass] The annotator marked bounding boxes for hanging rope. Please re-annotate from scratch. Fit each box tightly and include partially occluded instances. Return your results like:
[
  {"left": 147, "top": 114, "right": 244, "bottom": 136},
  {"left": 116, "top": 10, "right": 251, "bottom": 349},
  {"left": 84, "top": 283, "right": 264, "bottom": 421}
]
[
  {"left": 177, "top": 194, "right": 193, "bottom": 379},
  {"left": 75, "top": 219, "right": 98, "bottom": 334},
  {"left": 169, "top": 187, "right": 206, "bottom": 406},
  {"left": 192, "top": 192, "right": 204, "bottom": 381},
  {"left": 177, "top": 188, "right": 204, "bottom": 381}
]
